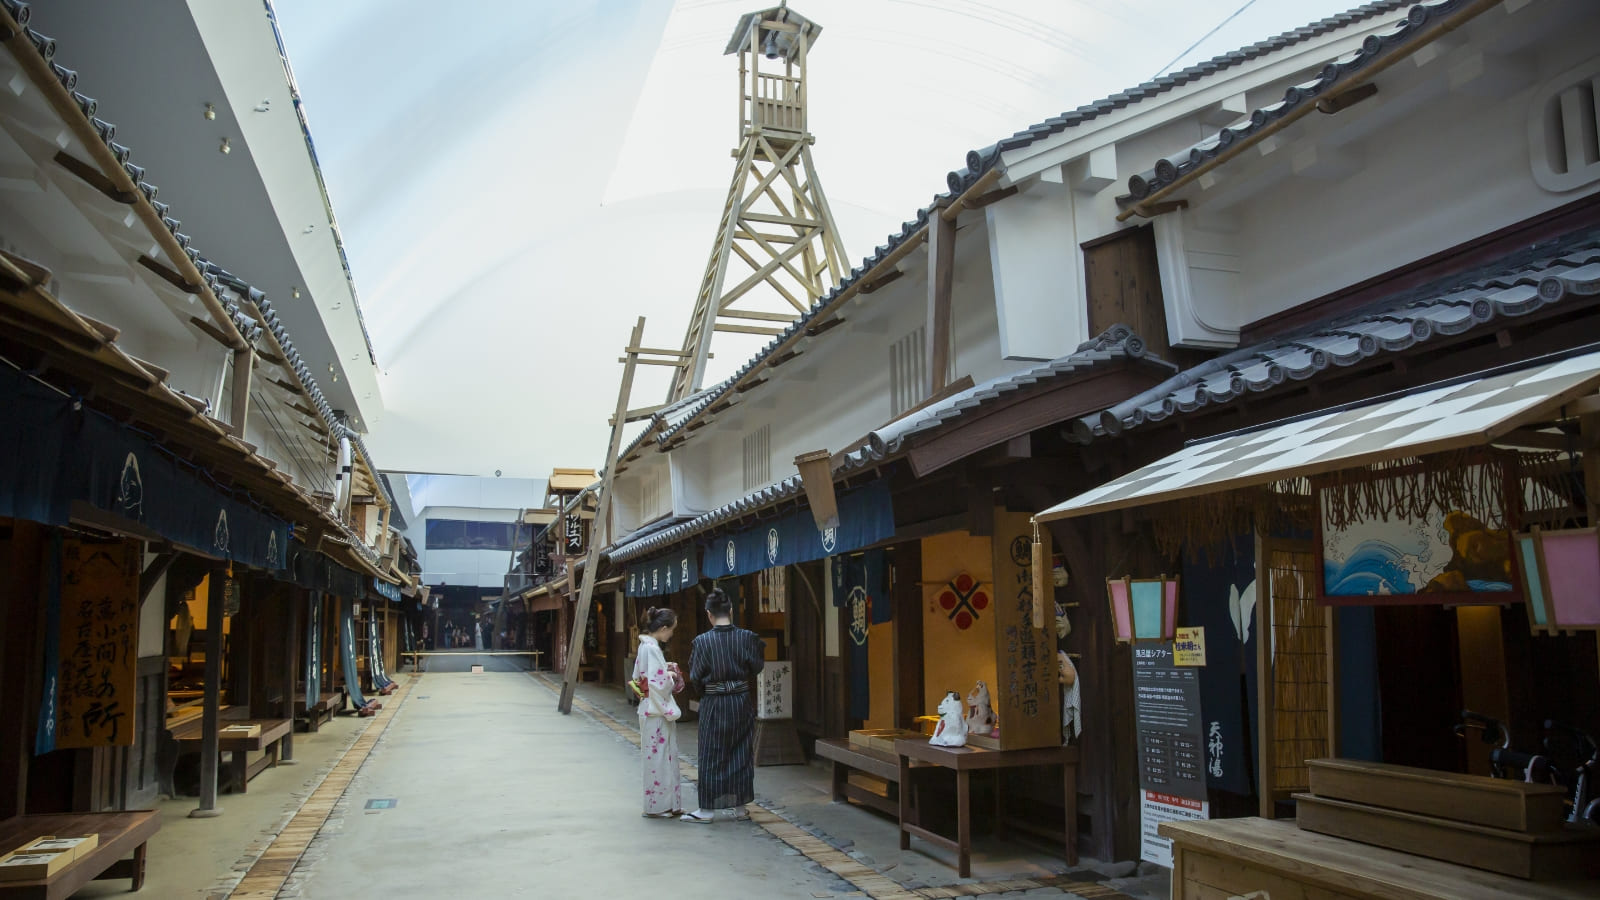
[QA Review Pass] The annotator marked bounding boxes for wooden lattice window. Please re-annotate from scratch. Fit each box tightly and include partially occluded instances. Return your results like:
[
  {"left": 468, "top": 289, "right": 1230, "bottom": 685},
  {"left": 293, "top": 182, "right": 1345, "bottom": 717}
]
[{"left": 1257, "top": 538, "right": 1337, "bottom": 817}]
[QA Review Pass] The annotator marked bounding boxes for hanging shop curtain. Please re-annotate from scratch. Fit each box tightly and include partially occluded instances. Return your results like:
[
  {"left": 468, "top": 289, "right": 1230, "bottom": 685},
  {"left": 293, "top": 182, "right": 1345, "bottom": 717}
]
[
  {"left": 625, "top": 544, "right": 698, "bottom": 598},
  {"left": 305, "top": 592, "right": 323, "bottom": 703},
  {"left": 0, "top": 364, "right": 291, "bottom": 569},
  {"left": 339, "top": 597, "right": 369, "bottom": 708},
  {"left": 831, "top": 548, "right": 889, "bottom": 720},
  {"left": 373, "top": 577, "right": 402, "bottom": 602},
  {"left": 366, "top": 616, "right": 389, "bottom": 690},
  {"left": 701, "top": 480, "right": 894, "bottom": 580}
]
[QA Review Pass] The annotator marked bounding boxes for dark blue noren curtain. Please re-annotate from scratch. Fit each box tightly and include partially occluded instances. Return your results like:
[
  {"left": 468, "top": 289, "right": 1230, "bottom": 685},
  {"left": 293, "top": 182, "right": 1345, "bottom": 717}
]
[
  {"left": 702, "top": 480, "right": 894, "bottom": 580},
  {"left": 34, "top": 534, "right": 63, "bottom": 755},
  {"left": 0, "top": 363, "right": 290, "bottom": 571},
  {"left": 625, "top": 544, "right": 698, "bottom": 598},
  {"left": 305, "top": 592, "right": 322, "bottom": 702},
  {"left": 339, "top": 597, "right": 368, "bottom": 708},
  {"left": 1180, "top": 537, "right": 1259, "bottom": 796},
  {"left": 832, "top": 549, "right": 889, "bottom": 720}
]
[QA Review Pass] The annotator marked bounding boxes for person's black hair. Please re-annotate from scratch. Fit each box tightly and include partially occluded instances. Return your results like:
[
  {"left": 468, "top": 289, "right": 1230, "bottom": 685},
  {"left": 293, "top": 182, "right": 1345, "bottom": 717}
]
[
  {"left": 641, "top": 606, "right": 677, "bottom": 633},
  {"left": 704, "top": 587, "right": 732, "bottom": 618}
]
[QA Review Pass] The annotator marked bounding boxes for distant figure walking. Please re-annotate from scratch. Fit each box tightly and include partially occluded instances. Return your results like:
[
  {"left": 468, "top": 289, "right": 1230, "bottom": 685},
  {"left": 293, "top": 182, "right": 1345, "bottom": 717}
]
[
  {"left": 474, "top": 620, "right": 483, "bottom": 650},
  {"left": 633, "top": 606, "right": 684, "bottom": 818},
  {"left": 681, "top": 589, "right": 764, "bottom": 823}
]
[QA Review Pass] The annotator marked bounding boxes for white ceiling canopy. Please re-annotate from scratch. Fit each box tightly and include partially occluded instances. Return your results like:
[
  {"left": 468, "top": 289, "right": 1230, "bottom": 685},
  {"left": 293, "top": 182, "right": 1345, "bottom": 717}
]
[{"left": 269, "top": 0, "right": 1373, "bottom": 476}]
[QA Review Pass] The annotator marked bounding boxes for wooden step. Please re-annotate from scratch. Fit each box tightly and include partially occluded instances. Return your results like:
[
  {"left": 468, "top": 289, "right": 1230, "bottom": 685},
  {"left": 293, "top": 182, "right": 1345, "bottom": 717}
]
[
  {"left": 1294, "top": 792, "right": 1600, "bottom": 881},
  {"left": 1307, "top": 758, "right": 1567, "bottom": 832}
]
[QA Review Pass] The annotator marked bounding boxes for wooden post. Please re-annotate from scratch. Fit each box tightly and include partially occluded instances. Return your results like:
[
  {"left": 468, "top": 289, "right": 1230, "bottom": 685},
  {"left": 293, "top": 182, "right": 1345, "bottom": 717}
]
[
  {"left": 230, "top": 348, "right": 253, "bottom": 438},
  {"left": 560, "top": 317, "right": 650, "bottom": 714},
  {"left": 191, "top": 564, "right": 227, "bottom": 817},
  {"left": 280, "top": 586, "right": 299, "bottom": 764},
  {"left": 926, "top": 202, "right": 955, "bottom": 395}
]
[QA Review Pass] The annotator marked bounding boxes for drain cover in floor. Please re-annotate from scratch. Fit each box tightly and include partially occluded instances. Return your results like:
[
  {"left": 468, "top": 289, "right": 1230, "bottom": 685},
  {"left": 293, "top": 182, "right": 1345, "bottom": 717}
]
[{"left": 365, "top": 799, "right": 398, "bottom": 810}]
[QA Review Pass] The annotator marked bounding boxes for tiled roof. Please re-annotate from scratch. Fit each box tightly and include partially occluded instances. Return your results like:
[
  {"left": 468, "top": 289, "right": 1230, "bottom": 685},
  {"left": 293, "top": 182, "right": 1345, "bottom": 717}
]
[
  {"left": 947, "top": 1, "right": 1411, "bottom": 193},
  {"left": 606, "top": 449, "right": 885, "bottom": 565},
  {"left": 865, "top": 324, "right": 1174, "bottom": 458},
  {"left": 1, "top": 0, "right": 395, "bottom": 555},
  {"left": 624, "top": 3, "right": 1407, "bottom": 463},
  {"left": 1072, "top": 228, "right": 1600, "bottom": 443},
  {"left": 1124, "top": 0, "right": 1470, "bottom": 202},
  {"left": 608, "top": 325, "right": 1170, "bottom": 563}
]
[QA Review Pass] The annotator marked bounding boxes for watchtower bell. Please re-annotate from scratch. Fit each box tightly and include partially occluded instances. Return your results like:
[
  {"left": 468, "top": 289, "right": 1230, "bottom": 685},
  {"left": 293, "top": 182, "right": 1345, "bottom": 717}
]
[{"left": 669, "top": 3, "right": 847, "bottom": 402}]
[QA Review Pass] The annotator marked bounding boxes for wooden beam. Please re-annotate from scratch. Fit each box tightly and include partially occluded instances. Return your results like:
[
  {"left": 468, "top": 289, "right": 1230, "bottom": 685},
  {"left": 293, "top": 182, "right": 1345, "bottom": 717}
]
[
  {"left": 189, "top": 315, "right": 234, "bottom": 349},
  {"left": 229, "top": 347, "right": 253, "bottom": 437},
  {"left": 560, "top": 317, "right": 647, "bottom": 714},
  {"left": 139, "top": 549, "right": 176, "bottom": 606},
  {"left": 1317, "top": 82, "right": 1378, "bottom": 114},
  {"left": 718, "top": 309, "right": 799, "bottom": 322},
  {"left": 51, "top": 151, "right": 137, "bottom": 204},
  {"left": 964, "top": 185, "right": 1019, "bottom": 212},
  {"left": 859, "top": 269, "right": 903, "bottom": 294},
  {"left": 927, "top": 203, "right": 955, "bottom": 395},
  {"left": 138, "top": 254, "right": 199, "bottom": 294},
  {"left": 714, "top": 322, "right": 787, "bottom": 336}
]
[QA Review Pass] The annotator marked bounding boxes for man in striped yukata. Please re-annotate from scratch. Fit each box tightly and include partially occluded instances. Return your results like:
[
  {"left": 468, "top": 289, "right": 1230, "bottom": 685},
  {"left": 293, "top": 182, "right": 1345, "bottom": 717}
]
[{"left": 680, "top": 588, "right": 765, "bottom": 823}]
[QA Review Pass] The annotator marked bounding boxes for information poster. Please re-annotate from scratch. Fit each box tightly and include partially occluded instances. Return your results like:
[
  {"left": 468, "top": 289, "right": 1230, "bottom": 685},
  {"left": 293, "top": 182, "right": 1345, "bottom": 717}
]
[
  {"left": 1139, "top": 791, "right": 1209, "bottom": 868},
  {"left": 1132, "top": 641, "right": 1209, "bottom": 865}
]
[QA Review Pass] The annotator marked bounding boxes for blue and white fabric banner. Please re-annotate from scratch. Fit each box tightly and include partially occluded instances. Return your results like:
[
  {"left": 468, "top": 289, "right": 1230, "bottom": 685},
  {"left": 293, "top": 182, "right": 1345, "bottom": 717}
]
[
  {"left": 340, "top": 597, "right": 369, "bottom": 708},
  {"left": 34, "top": 534, "right": 62, "bottom": 755},
  {"left": 625, "top": 543, "right": 698, "bottom": 598},
  {"left": 701, "top": 480, "right": 894, "bottom": 580},
  {"left": 305, "top": 592, "right": 323, "bottom": 703}
]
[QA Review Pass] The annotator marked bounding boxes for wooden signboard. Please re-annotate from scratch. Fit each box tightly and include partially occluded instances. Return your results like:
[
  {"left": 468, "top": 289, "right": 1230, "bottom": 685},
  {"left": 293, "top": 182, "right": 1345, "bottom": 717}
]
[
  {"left": 990, "top": 509, "right": 1060, "bottom": 750},
  {"left": 56, "top": 538, "right": 140, "bottom": 747}
]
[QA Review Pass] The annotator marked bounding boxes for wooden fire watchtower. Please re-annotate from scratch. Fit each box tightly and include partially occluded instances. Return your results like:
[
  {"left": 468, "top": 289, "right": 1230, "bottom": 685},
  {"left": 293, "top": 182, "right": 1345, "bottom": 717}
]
[{"left": 668, "top": 3, "right": 848, "bottom": 403}]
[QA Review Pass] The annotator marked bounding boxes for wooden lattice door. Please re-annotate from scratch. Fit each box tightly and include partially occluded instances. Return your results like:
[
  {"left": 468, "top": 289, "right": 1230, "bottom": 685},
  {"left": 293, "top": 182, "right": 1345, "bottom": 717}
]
[{"left": 1257, "top": 539, "right": 1337, "bottom": 817}]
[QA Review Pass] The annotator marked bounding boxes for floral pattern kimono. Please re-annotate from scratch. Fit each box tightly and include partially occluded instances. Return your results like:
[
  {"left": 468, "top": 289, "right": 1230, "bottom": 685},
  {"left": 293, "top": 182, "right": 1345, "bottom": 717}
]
[{"left": 634, "top": 634, "right": 682, "bottom": 815}]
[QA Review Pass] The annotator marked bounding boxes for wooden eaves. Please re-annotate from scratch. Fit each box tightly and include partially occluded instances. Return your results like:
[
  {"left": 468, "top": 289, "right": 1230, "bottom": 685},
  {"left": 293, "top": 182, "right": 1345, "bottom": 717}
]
[
  {"left": 1, "top": 10, "right": 246, "bottom": 355},
  {"left": 0, "top": 257, "right": 377, "bottom": 576},
  {"left": 1117, "top": 0, "right": 1501, "bottom": 222}
]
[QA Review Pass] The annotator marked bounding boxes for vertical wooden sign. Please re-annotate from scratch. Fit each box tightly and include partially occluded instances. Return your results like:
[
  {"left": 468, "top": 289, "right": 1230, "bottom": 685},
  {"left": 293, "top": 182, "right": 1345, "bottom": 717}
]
[
  {"left": 56, "top": 539, "right": 140, "bottom": 748},
  {"left": 991, "top": 509, "right": 1060, "bottom": 750}
]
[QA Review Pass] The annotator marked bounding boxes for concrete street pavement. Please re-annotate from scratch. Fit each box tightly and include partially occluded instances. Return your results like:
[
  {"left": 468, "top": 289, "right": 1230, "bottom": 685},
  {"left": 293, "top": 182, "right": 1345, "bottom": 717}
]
[{"left": 284, "top": 664, "right": 850, "bottom": 899}]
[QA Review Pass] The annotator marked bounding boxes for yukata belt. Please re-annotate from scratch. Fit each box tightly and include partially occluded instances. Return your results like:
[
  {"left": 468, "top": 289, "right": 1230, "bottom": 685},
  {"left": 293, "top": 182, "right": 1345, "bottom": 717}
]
[{"left": 702, "top": 680, "right": 750, "bottom": 695}]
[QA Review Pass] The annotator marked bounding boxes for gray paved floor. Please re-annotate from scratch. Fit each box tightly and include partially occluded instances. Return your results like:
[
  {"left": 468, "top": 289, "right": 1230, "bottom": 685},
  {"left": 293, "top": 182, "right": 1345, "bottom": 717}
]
[{"left": 287, "top": 668, "right": 849, "bottom": 900}]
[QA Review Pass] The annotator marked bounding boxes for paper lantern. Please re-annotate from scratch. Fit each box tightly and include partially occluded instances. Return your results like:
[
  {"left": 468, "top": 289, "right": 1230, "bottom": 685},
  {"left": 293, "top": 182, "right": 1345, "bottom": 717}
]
[
  {"left": 1105, "top": 574, "right": 1179, "bottom": 643},
  {"left": 1515, "top": 526, "right": 1600, "bottom": 634}
]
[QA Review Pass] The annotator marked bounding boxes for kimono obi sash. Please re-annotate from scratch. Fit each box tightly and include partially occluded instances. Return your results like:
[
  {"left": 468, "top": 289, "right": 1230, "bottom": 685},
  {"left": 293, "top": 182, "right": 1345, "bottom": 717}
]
[{"left": 702, "top": 680, "right": 749, "bottom": 695}]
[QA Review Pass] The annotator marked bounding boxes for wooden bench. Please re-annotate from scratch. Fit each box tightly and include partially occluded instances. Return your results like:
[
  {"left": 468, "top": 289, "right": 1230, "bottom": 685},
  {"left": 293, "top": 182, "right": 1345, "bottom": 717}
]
[
  {"left": 816, "top": 738, "right": 923, "bottom": 819},
  {"left": 0, "top": 810, "right": 158, "bottom": 899},
  {"left": 294, "top": 692, "right": 341, "bottom": 732},
  {"left": 169, "top": 716, "right": 293, "bottom": 794}
]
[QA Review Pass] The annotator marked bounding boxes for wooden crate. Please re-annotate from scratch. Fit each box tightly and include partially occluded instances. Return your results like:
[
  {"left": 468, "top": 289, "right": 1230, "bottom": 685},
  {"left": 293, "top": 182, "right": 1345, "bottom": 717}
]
[
  {"left": 0, "top": 851, "right": 73, "bottom": 882},
  {"left": 1306, "top": 758, "right": 1566, "bottom": 832},
  {"left": 1295, "top": 793, "right": 1600, "bottom": 881},
  {"left": 17, "top": 834, "right": 98, "bottom": 860}
]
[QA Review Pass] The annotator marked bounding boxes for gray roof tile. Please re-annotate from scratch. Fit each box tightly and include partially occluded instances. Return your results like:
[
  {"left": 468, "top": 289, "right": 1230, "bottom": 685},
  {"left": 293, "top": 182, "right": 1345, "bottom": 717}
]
[
  {"left": 1125, "top": 0, "right": 1469, "bottom": 202},
  {"left": 1074, "top": 228, "right": 1600, "bottom": 443}
]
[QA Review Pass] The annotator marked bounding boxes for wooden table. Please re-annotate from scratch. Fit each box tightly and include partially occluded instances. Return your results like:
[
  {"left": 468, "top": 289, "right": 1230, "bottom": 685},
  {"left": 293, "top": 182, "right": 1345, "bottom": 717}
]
[
  {"left": 170, "top": 717, "right": 293, "bottom": 794},
  {"left": 816, "top": 738, "right": 923, "bottom": 818},
  {"left": 1162, "top": 817, "right": 1600, "bottom": 900},
  {"left": 895, "top": 737, "right": 1078, "bottom": 878},
  {"left": 0, "top": 810, "right": 159, "bottom": 899}
]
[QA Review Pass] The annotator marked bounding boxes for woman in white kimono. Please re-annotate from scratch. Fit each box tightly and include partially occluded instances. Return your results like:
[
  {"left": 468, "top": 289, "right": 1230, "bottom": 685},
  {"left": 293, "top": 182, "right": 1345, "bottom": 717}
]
[{"left": 633, "top": 607, "right": 684, "bottom": 818}]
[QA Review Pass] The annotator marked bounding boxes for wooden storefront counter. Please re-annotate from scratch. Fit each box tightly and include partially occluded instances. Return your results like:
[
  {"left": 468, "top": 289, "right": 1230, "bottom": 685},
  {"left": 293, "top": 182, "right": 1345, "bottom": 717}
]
[
  {"left": 1161, "top": 817, "right": 1598, "bottom": 900},
  {"left": 896, "top": 737, "right": 1078, "bottom": 878},
  {"left": 0, "top": 811, "right": 158, "bottom": 899}
]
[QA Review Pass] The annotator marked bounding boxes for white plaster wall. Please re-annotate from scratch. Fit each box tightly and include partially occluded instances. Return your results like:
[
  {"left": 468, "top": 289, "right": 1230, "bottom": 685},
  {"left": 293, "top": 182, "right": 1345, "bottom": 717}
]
[{"left": 1228, "top": 36, "right": 1600, "bottom": 322}]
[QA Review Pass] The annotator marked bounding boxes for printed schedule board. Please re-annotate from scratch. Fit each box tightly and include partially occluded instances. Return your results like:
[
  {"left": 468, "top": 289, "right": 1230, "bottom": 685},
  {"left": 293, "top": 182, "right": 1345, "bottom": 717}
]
[
  {"left": 1132, "top": 642, "right": 1207, "bottom": 797},
  {"left": 1132, "top": 641, "right": 1209, "bottom": 865}
]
